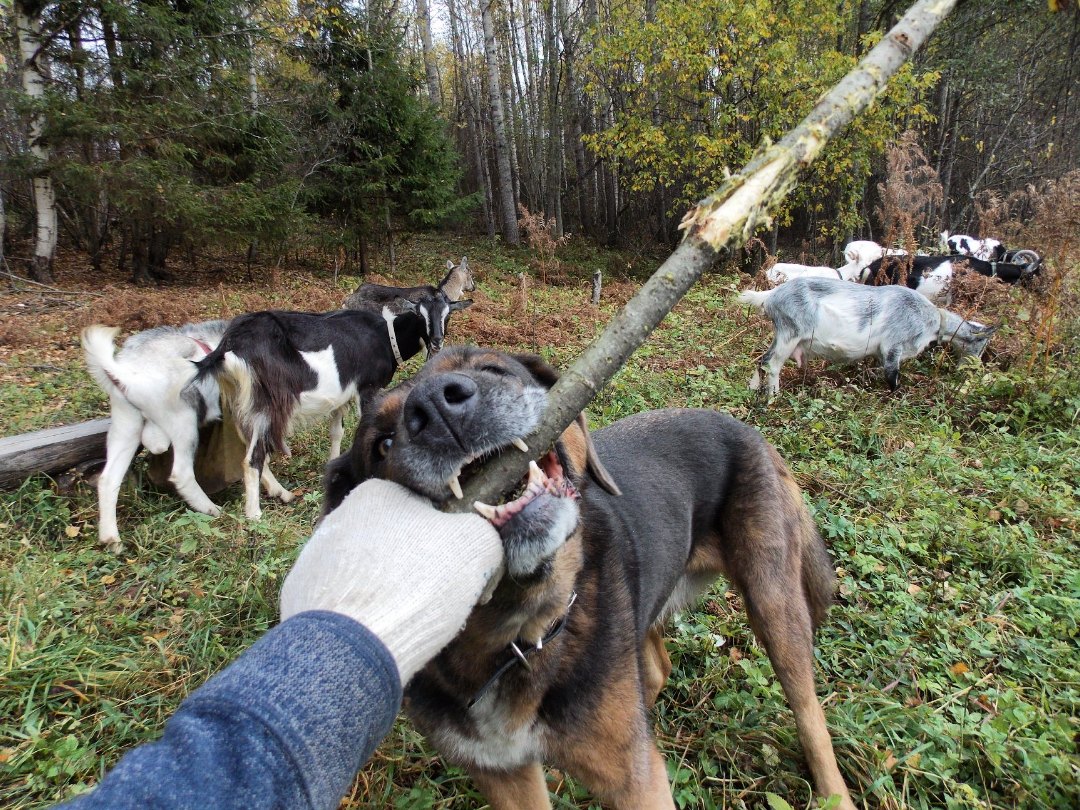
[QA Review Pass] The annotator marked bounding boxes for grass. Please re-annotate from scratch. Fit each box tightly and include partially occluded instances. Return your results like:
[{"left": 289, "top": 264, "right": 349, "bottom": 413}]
[{"left": 1, "top": 232, "right": 1078, "bottom": 809}]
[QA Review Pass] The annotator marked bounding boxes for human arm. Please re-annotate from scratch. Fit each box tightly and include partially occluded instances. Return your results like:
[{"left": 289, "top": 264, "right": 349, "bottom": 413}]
[{"left": 62, "top": 480, "right": 503, "bottom": 809}]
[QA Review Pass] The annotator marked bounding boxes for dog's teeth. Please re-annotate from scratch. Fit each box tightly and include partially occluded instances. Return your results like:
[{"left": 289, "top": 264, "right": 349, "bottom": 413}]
[
  {"left": 473, "top": 501, "right": 499, "bottom": 521},
  {"left": 448, "top": 473, "right": 464, "bottom": 500},
  {"left": 528, "top": 460, "right": 546, "bottom": 487},
  {"left": 512, "top": 437, "right": 529, "bottom": 453}
]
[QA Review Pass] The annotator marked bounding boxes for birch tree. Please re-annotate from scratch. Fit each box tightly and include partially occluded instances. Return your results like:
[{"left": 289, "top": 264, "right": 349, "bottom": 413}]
[
  {"left": 481, "top": 0, "right": 520, "bottom": 244},
  {"left": 15, "top": 0, "right": 58, "bottom": 283}
]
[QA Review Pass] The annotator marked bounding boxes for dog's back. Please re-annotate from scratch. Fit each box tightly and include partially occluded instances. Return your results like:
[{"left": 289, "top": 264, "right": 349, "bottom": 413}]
[{"left": 582, "top": 408, "right": 834, "bottom": 638}]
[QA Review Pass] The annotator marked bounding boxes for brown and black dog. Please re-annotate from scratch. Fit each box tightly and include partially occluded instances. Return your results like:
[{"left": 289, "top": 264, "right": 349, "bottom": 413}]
[{"left": 323, "top": 345, "right": 855, "bottom": 809}]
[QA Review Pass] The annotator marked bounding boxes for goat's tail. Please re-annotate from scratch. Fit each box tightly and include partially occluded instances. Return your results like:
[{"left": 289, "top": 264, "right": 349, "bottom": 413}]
[
  {"left": 81, "top": 325, "right": 125, "bottom": 395},
  {"left": 736, "top": 289, "right": 772, "bottom": 312}
]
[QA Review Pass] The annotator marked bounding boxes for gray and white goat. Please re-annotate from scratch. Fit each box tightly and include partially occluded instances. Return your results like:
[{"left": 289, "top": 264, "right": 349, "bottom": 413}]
[
  {"left": 738, "top": 278, "right": 996, "bottom": 394},
  {"left": 82, "top": 320, "right": 230, "bottom": 552}
]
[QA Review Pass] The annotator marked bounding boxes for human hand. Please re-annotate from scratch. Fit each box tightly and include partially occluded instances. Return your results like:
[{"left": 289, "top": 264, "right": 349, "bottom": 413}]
[{"left": 280, "top": 479, "right": 504, "bottom": 682}]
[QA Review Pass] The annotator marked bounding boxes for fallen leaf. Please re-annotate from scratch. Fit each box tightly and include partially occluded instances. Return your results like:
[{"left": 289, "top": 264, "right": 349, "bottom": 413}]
[
  {"left": 1014, "top": 499, "right": 1029, "bottom": 514},
  {"left": 100, "top": 574, "right": 116, "bottom": 586},
  {"left": 64, "top": 525, "right": 81, "bottom": 538},
  {"left": 907, "top": 583, "right": 923, "bottom": 595},
  {"left": 729, "top": 648, "right": 743, "bottom": 662},
  {"left": 951, "top": 662, "right": 970, "bottom": 675},
  {"left": 0, "top": 748, "right": 14, "bottom": 764},
  {"left": 988, "top": 509, "right": 1002, "bottom": 521},
  {"left": 906, "top": 752, "right": 922, "bottom": 768},
  {"left": 883, "top": 750, "right": 898, "bottom": 771}
]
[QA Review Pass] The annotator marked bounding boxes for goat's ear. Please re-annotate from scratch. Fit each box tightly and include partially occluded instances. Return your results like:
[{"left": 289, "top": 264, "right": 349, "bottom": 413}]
[
  {"left": 973, "top": 324, "right": 999, "bottom": 337},
  {"left": 389, "top": 297, "right": 418, "bottom": 315},
  {"left": 449, "top": 299, "right": 473, "bottom": 312},
  {"left": 459, "top": 256, "right": 468, "bottom": 269},
  {"left": 446, "top": 259, "right": 455, "bottom": 270}
]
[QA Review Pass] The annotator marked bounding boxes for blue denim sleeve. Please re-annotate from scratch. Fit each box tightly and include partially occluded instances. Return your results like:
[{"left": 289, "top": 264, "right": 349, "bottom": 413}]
[{"left": 60, "top": 610, "right": 402, "bottom": 810}]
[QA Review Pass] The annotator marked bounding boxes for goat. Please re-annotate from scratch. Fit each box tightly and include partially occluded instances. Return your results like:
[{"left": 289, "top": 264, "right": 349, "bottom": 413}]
[
  {"left": 843, "top": 240, "right": 909, "bottom": 280},
  {"left": 82, "top": 320, "right": 230, "bottom": 553},
  {"left": 940, "top": 231, "right": 1004, "bottom": 261},
  {"left": 766, "top": 262, "right": 858, "bottom": 286},
  {"left": 342, "top": 257, "right": 474, "bottom": 311},
  {"left": 194, "top": 294, "right": 471, "bottom": 520},
  {"left": 738, "top": 278, "right": 995, "bottom": 394},
  {"left": 865, "top": 253, "right": 1041, "bottom": 303}
]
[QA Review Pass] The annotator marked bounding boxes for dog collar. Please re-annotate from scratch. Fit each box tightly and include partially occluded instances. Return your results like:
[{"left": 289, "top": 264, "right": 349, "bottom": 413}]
[
  {"left": 381, "top": 308, "right": 405, "bottom": 365},
  {"left": 468, "top": 591, "right": 577, "bottom": 709}
]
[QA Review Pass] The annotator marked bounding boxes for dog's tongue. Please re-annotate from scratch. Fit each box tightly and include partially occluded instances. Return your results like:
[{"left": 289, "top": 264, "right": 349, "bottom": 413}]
[{"left": 473, "top": 450, "right": 577, "bottom": 528}]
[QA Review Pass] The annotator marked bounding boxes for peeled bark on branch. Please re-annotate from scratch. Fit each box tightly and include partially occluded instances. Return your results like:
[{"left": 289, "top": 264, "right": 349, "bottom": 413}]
[{"left": 448, "top": 0, "right": 959, "bottom": 512}]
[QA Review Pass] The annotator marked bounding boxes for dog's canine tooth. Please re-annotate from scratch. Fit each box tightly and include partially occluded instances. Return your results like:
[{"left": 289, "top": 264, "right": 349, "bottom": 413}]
[
  {"left": 527, "top": 460, "right": 546, "bottom": 487},
  {"left": 512, "top": 437, "right": 529, "bottom": 453},
  {"left": 473, "top": 501, "right": 499, "bottom": 521},
  {"left": 448, "top": 472, "right": 464, "bottom": 500}
]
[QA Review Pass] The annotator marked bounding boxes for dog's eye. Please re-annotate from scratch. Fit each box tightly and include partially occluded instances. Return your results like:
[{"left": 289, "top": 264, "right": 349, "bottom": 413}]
[
  {"left": 376, "top": 436, "right": 394, "bottom": 458},
  {"left": 481, "top": 364, "right": 509, "bottom": 376}
]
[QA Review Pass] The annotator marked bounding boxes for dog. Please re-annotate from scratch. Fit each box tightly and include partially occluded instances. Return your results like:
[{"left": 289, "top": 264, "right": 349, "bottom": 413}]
[{"left": 324, "top": 345, "right": 855, "bottom": 809}]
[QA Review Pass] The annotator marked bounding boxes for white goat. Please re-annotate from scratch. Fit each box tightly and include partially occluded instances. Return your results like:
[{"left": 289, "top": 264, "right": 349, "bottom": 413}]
[
  {"left": 765, "top": 262, "right": 861, "bottom": 286},
  {"left": 843, "top": 240, "right": 909, "bottom": 281},
  {"left": 738, "top": 278, "right": 995, "bottom": 394},
  {"left": 82, "top": 320, "right": 230, "bottom": 552}
]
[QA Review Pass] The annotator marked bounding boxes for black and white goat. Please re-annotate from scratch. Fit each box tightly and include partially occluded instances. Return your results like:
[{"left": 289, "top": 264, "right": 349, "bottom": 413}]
[
  {"left": 940, "top": 231, "right": 1004, "bottom": 261},
  {"left": 82, "top": 320, "right": 230, "bottom": 552},
  {"left": 864, "top": 253, "right": 1041, "bottom": 303},
  {"left": 342, "top": 257, "right": 475, "bottom": 311},
  {"left": 193, "top": 293, "right": 471, "bottom": 519},
  {"left": 739, "top": 278, "right": 995, "bottom": 394}
]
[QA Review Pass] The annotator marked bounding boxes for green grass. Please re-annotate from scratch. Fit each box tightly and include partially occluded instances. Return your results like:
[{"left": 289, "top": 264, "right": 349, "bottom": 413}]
[{"left": 2, "top": 238, "right": 1078, "bottom": 808}]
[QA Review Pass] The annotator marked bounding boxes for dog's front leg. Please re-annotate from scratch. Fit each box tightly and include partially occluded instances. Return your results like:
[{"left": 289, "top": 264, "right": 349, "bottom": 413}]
[{"left": 468, "top": 762, "right": 551, "bottom": 810}]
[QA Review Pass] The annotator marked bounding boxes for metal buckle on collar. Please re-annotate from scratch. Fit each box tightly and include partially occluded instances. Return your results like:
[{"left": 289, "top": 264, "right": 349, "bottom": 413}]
[{"left": 467, "top": 590, "right": 577, "bottom": 708}]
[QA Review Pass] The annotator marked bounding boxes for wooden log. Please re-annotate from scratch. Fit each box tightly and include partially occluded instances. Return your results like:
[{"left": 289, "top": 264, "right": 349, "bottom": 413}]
[
  {"left": 0, "top": 419, "right": 109, "bottom": 489},
  {"left": 0, "top": 412, "right": 246, "bottom": 492}
]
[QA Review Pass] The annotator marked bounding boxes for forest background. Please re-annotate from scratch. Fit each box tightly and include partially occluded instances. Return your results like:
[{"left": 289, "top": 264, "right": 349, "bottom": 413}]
[{"left": 2, "top": 0, "right": 1077, "bottom": 283}]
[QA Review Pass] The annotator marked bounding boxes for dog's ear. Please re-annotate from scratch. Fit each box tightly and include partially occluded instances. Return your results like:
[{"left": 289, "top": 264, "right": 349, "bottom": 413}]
[
  {"left": 574, "top": 413, "right": 621, "bottom": 496},
  {"left": 512, "top": 353, "right": 621, "bottom": 496},
  {"left": 511, "top": 353, "right": 560, "bottom": 389},
  {"left": 322, "top": 453, "right": 360, "bottom": 518}
]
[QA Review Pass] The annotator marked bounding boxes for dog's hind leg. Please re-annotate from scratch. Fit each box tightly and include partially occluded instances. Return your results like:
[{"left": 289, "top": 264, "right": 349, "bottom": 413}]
[
  {"left": 97, "top": 397, "right": 144, "bottom": 553},
  {"left": 468, "top": 762, "right": 550, "bottom": 810},
  {"left": 737, "top": 565, "right": 854, "bottom": 810}
]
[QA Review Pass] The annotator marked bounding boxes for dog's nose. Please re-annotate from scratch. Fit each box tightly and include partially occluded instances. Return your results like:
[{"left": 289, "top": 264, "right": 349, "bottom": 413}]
[{"left": 404, "top": 373, "right": 478, "bottom": 440}]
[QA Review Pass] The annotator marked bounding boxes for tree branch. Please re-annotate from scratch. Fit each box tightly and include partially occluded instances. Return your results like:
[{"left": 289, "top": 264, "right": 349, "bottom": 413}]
[{"left": 448, "top": 0, "right": 960, "bottom": 512}]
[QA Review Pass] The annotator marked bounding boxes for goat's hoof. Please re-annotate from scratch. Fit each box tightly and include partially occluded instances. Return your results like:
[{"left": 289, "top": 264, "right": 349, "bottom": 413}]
[
  {"left": 245, "top": 509, "right": 263, "bottom": 521},
  {"left": 101, "top": 539, "right": 123, "bottom": 555},
  {"left": 205, "top": 505, "right": 222, "bottom": 517},
  {"left": 277, "top": 490, "right": 296, "bottom": 504}
]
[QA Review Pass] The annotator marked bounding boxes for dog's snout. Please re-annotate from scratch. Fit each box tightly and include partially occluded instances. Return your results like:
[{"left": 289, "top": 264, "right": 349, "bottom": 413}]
[{"left": 404, "top": 373, "right": 478, "bottom": 440}]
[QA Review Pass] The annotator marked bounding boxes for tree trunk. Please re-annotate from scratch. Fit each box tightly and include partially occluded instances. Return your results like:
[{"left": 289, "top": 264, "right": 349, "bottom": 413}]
[
  {"left": 481, "top": 0, "right": 521, "bottom": 244},
  {"left": 16, "top": 1, "right": 58, "bottom": 284},
  {"left": 416, "top": 0, "right": 441, "bottom": 105}
]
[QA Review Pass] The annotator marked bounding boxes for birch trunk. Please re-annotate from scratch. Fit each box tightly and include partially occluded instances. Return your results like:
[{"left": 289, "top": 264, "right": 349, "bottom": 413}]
[
  {"left": 481, "top": 0, "right": 520, "bottom": 244},
  {"left": 416, "top": 0, "right": 442, "bottom": 105},
  {"left": 449, "top": 0, "right": 960, "bottom": 511},
  {"left": 16, "top": 1, "right": 58, "bottom": 283}
]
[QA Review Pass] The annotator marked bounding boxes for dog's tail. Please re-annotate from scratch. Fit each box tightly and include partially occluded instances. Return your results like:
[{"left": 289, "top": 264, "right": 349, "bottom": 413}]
[
  {"left": 770, "top": 447, "right": 835, "bottom": 631},
  {"left": 736, "top": 288, "right": 772, "bottom": 312},
  {"left": 799, "top": 507, "right": 836, "bottom": 631},
  {"left": 81, "top": 325, "right": 126, "bottom": 396}
]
